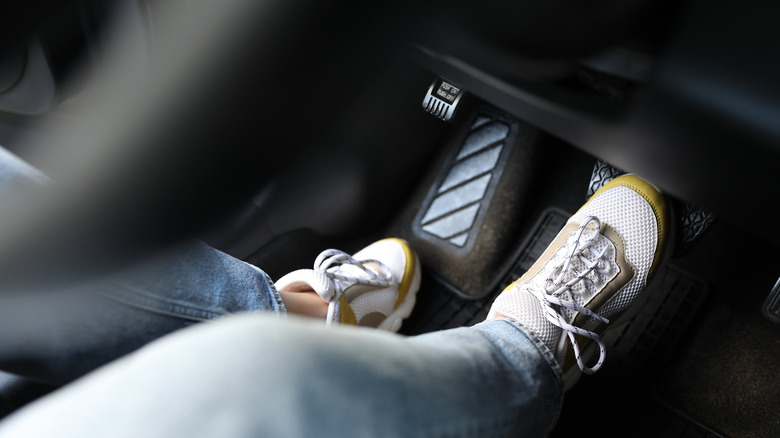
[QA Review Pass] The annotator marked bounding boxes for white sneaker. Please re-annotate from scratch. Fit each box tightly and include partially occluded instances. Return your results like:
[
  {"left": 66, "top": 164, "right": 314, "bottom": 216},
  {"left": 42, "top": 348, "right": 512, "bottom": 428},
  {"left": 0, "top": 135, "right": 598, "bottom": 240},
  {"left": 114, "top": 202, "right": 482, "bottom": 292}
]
[
  {"left": 488, "top": 175, "right": 673, "bottom": 389},
  {"left": 275, "top": 238, "right": 421, "bottom": 332}
]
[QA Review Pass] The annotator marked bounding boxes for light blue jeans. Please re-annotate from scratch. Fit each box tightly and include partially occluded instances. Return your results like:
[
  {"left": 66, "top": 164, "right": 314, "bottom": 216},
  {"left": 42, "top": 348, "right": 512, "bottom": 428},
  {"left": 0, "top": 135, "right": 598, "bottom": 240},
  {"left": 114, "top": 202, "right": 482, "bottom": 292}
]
[{"left": 0, "top": 147, "right": 564, "bottom": 437}]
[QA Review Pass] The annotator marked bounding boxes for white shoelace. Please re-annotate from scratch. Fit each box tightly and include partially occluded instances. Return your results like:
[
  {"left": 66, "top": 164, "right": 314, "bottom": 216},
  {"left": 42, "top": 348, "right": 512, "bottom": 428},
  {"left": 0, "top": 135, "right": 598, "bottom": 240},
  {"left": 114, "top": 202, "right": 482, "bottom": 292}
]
[
  {"left": 314, "top": 249, "right": 397, "bottom": 325},
  {"left": 528, "top": 216, "right": 611, "bottom": 374}
]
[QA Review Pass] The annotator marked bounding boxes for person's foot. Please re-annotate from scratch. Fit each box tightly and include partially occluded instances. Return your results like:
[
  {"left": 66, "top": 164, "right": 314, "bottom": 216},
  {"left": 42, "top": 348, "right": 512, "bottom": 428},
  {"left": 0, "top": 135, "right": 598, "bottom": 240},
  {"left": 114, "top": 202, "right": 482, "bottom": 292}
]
[
  {"left": 275, "top": 238, "right": 421, "bottom": 332},
  {"left": 488, "top": 175, "right": 672, "bottom": 389}
]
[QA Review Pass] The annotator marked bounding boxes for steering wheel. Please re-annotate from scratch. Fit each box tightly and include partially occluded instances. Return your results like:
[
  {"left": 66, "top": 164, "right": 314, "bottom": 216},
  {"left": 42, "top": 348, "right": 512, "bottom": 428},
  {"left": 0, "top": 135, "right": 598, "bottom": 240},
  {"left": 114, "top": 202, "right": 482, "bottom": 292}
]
[{"left": 0, "top": 0, "right": 657, "bottom": 288}]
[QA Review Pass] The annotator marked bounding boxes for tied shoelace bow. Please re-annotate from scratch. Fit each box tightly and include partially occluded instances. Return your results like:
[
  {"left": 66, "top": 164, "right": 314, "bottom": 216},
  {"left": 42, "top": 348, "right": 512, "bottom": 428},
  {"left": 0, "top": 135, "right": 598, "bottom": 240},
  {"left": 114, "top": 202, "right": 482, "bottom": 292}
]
[
  {"left": 314, "top": 249, "right": 397, "bottom": 325},
  {"left": 528, "top": 216, "right": 611, "bottom": 374}
]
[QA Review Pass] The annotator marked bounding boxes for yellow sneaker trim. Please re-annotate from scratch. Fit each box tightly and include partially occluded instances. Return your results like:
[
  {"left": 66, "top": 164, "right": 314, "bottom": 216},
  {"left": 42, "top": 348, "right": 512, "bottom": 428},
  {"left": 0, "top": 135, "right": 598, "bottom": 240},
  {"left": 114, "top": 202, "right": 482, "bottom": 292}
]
[
  {"left": 377, "top": 238, "right": 417, "bottom": 308},
  {"left": 501, "top": 280, "right": 519, "bottom": 295},
  {"left": 339, "top": 295, "right": 357, "bottom": 325},
  {"left": 582, "top": 174, "right": 670, "bottom": 282}
]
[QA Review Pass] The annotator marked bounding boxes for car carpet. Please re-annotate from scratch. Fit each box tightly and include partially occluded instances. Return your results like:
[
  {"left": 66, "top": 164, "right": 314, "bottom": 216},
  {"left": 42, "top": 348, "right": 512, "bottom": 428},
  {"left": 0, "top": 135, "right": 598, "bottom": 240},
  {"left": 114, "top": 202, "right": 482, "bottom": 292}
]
[
  {"left": 648, "top": 214, "right": 780, "bottom": 438},
  {"left": 654, "top": 282, "right": 780, "bottom": 438},
  {"left": 554, "top": 218, "right": 780, "bottom": 438}
]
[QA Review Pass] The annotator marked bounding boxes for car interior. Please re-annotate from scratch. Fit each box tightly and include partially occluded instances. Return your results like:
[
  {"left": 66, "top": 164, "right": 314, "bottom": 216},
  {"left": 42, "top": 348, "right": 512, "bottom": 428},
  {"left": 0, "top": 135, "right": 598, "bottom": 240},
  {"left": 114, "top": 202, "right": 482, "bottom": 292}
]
[{"left": 0, "top": 0, "right": 779, "bottom": 436}]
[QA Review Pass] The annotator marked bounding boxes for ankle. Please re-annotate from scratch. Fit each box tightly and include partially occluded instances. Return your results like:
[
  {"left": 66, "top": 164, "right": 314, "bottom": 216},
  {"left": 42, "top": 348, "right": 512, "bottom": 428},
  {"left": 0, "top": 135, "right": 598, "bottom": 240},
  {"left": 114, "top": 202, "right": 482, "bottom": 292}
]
[{"left": 278, "top": 290, "right": 329, "bottom": 319}]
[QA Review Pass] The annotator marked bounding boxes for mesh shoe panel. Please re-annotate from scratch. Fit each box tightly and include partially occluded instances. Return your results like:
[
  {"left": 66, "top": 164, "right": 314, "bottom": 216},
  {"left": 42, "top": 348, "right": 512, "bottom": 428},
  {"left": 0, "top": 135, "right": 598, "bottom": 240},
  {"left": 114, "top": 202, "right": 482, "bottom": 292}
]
[
  {"left": 572, "top": 186, "right": 658, "bottom": 319},
  {"left": 489, "top": 285, "right": 561, "bottom": 349},
  {"left": 348, "top": 287, "right": 397, "bottom": 321}
]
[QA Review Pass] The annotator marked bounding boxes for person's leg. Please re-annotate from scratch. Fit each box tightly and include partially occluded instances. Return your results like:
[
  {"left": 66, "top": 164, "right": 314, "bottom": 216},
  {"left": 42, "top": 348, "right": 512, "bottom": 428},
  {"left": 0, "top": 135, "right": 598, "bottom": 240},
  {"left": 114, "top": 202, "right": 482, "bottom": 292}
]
[
  {"left": 1, "top": 143, "right": 425, "bottom": 385},
  {"left": 0, "top": 233, "right": 424, "bottom": 383},
  {"left": 0, "top": 314, "right": 563, "bottom": 438},
  {"left": 0, "top": 241, "right": 286, "bottom": 384},
  {"left": 0, "top": 174, "right": 670, "bottom": 437},
  {"left": 277, "top": 290, "right": 329, "bottom": 319},
  {"left": 0, "top": 146, "right": 289, "bottom": 383}
]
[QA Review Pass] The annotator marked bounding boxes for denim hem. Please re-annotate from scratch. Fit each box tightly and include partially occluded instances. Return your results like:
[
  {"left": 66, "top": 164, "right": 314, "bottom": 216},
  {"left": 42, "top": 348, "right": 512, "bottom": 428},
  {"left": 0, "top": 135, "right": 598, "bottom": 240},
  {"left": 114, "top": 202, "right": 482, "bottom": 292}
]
[
  {"left": 491, "top": 318, "right": 565, "bottom": 436},
  {"left": 494, "top": 319, "right": 564, "bottom": 381},
  {"left": 252, "top": 266, "right": 287, "bottom": 317}
]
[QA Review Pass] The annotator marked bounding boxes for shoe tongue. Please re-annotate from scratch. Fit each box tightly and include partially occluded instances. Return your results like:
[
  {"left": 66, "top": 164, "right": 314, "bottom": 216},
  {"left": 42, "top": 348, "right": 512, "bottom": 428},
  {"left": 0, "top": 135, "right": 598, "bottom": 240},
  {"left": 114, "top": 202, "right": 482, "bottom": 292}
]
[
  {"left": 547, "top": 229, "right": 606, "bottom": 311},
  {"left": 326, "top": 261, "right": 393, "bottom": 292}
]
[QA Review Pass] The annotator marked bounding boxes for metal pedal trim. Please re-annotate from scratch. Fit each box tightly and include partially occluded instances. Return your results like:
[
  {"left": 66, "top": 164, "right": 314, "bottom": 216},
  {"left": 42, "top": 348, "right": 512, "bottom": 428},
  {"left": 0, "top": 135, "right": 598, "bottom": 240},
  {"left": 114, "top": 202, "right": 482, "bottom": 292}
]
[
  {"left": 762, "top": 276, "right": 780, "bottom": 324},
  {"left": 413, "top": 110, "right": 516, "bottom": 253},
  {"left": 422, "top": 77, "right": 464, "bottom": 121}
]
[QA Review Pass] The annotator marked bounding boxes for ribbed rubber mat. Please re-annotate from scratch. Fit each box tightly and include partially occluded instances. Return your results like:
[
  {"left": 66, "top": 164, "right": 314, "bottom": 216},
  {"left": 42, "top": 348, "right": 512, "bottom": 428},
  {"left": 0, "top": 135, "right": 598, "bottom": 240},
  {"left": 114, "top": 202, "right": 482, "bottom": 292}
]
[
  {"left": 587, "top": 159, "right": 625, "bottom": 199},
  {"left": 403, "top": 206, "right": 717, "bottom": 438},
  {"left": 486, "top": 207, "right": 570, "bottom": 297},
  {"left": 601, "top": 265, "right": 709, "bottom": 369},
  {"left": 551, "top": 241, "right": 711, "bottom": 436},
  {"left": 400, "top": 208, "right": 571, "bottom": 335},
  {"left": 402, "top": 208, "right": 577, "bottom": 334},
  {"left": 638, "top": 402, "right": 727, "bottom": 438},
  {"left": 399, "top": 273, "right": 491, "bottom": 335}
]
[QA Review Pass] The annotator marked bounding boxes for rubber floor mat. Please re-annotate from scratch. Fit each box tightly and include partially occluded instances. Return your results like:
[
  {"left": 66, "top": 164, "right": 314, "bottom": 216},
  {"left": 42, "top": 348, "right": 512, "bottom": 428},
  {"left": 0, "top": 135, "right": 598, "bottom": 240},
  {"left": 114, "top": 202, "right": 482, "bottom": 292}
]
[
  {"left": 400, "top": 207, "right": 719, "bottom": 438},
  {"left": 400, "top": 208, "right": 571, "bottom": 335},
  {"left": 552, "top": 264, "right": 711, "bottom": 437},
  {"left": 388, "top": 104, "right": 579, "bottom": 298},
  {"left": 653, "top": 299, "right": 780, "bottom": 438}
]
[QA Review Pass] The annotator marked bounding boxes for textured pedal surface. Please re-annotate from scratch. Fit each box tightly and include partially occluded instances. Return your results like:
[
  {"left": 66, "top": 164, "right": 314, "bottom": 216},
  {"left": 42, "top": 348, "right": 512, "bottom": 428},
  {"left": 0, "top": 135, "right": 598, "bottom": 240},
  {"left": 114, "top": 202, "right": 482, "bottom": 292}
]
[
  {"left": 587, "top": 159, "right": 625, "bottom": 199},
  {"left": 763, "top": 278, "right": 780, "bottom": 324},
  {"left": 676, "top": 203, "right": 717, "bottom": 257},
  {"left": 587, "top": 159, "right": 716, "bottom": 257},
  {"left": 389, "top": 104, "right": 559, "bottom": 298},
  {"left": 414, "top": 113, "right": 513, "bottom": 251},
  {"left": 401, "top": 208, "right": 571, "bottom": 335}
]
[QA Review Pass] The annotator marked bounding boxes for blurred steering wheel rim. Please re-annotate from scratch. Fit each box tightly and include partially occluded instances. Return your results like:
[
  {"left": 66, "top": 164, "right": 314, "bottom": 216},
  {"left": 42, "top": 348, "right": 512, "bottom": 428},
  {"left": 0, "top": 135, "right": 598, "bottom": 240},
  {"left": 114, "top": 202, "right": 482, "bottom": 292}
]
[{"left": 0, "top": 0, "right": 656, "bottom": 289}]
